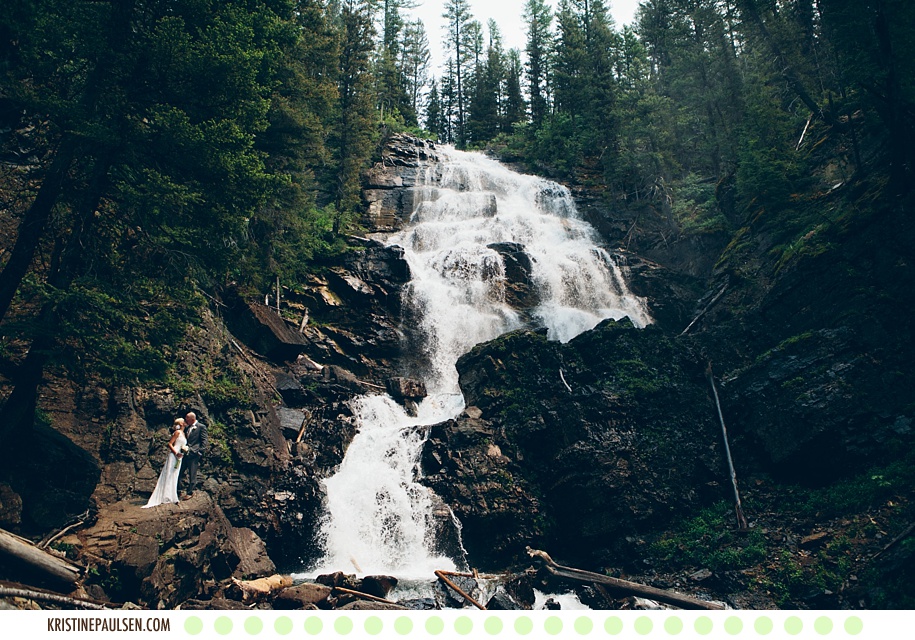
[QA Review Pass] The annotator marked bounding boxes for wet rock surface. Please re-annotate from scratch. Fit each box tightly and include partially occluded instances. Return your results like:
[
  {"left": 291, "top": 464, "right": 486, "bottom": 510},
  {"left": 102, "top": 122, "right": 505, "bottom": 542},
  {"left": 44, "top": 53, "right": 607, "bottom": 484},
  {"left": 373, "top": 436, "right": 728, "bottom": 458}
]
[
  {"left": 362, "top": 133, "right": 444, "bottom": 232},
  {"left": 78, "top": 492, "right": 274, "bottom": 608},
  {"left": 424, "top": 319, "right": 726, "bottom": 570}
]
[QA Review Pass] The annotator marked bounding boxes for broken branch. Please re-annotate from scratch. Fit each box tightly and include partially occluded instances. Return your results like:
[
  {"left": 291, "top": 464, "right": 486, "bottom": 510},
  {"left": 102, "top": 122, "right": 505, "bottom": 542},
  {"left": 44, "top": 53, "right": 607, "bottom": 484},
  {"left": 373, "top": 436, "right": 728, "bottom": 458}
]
[{"left": 526, "top": 548, "right": 726, "bottom": 610}]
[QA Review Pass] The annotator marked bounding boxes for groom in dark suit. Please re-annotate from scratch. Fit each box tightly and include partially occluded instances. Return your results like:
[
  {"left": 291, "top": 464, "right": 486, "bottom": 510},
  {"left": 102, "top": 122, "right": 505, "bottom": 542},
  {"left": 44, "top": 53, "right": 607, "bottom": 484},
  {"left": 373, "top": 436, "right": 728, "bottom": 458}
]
[{"left": 179, "top": 411, "right": 208, "bottom": 499}]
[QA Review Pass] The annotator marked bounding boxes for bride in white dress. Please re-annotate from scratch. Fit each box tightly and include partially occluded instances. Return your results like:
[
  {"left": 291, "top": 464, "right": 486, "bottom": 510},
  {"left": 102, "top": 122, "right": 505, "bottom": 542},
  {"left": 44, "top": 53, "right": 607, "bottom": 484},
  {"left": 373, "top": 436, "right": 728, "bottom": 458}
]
[{"left": 143, "top": 419, "right": 188, "bottom": 508}]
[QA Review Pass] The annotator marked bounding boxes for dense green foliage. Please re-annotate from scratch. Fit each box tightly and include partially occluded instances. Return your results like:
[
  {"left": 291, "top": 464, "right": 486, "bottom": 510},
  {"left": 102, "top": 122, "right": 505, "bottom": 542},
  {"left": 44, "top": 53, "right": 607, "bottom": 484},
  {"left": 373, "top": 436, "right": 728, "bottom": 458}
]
[
  {"left": 0, "top": 0, "right": 429, "bottom": 435},
  {"left": 1, "top": 1, "right": 912, "bottom": 434}
]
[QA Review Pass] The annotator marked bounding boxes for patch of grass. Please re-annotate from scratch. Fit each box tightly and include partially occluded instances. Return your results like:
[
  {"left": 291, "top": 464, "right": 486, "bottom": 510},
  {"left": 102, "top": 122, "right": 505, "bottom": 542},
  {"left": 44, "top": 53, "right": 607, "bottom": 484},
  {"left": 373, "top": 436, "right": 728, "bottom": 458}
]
[
  {"left": 207, "top": 418, "right": 235, "bottom": 469},
  {"left": 672, "top": 173, "right": 729, "bottom": 235},
  {"left": 649, "top": 501, "right": 768, "bottom": 572},
  {"left": 784, "top": 450, "right": 915, "bottom": 519}
]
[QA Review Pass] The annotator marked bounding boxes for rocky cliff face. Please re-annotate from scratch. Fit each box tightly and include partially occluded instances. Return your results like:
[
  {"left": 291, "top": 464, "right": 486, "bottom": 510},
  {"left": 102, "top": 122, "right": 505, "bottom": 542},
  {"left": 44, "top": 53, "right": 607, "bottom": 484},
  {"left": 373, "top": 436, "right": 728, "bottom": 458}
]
[
  {"left": 423, "top": 320, "right": 727, "bottom": 570},
  {"left": 361, "top": 134, "right": 444, "bottom": 233}
]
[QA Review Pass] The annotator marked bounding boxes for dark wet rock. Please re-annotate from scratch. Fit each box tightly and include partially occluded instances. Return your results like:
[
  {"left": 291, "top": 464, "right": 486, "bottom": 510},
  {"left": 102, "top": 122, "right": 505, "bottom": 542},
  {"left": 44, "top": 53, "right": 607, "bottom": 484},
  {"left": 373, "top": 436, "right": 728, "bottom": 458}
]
[
  {"left": 434, "top": 575, "right": 480, "bottom": 609},
  {"left": 621, "top": 253, "right": 706, "bottom": 332},
  {"left": 386, "top": 377, "right": 427, "bottom": 400},
  {"left": 274, "top": 583, "right": 332, "bottom": 610},
  {"left": 222, "top": 290, "right": 310, "bottom": 364},
  {"left": 425, "top": 319, "right": 725, "bottom": 569},
  {"left": 181, "top": 598, "right": 250, "bottom": 610},
  {"left": 361, "top": 133, "right": 444, "bottom": 232},
  {"left": 5, "top": 419, "right": 100, "bottom": 533},
  {"left": 275, "top": 407, "right": 307, "bottom": 440},
  {"left": 275, "top": 373, "right": 308, "bottom": 406},
  {"left": 359, "top": 575, "right": 399, "bottom": 599},
  {"left": 720, "top": 326, "right": 915, "bottom": 482},
  {"left": 0, "top": 482, "right": 23, "bottom": 528},
  {"left": 228, "top": 527, "right": 278, "bottom": 579},
  {"left": 398, "top": 597, "right": 437, "bottom": 610},
  {"left": 488, "top": 242, "right": 538, "bottom": 311},
  {"left": 486, "top": 587, "right": 524, "bottom": 610},
  {"left": 363, "top": 188, "right": 422, "bottom": 232},
  {"left": 316, "top": 572, "right": 360, "bottom": 590}
]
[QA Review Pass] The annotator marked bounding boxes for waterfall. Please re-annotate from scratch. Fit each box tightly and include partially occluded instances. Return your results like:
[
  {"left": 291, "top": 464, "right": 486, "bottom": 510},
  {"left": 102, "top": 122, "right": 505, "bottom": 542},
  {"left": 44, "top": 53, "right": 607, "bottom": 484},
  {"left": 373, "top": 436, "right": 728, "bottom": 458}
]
[{"left": 307, "top": 147, "right": 650, "bottom": 578}]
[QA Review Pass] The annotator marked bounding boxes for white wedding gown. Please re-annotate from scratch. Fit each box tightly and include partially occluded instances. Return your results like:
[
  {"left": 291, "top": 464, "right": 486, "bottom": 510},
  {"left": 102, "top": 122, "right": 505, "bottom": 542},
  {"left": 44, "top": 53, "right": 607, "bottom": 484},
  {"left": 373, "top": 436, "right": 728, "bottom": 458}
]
[{"left": 143, "top": 431, "right": 187, "bottom": 508}]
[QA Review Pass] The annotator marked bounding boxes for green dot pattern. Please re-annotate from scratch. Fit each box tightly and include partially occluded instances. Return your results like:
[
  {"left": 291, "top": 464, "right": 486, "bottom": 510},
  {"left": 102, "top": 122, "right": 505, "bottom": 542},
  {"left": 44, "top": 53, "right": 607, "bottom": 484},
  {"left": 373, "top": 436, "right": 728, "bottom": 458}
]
[
  {"left": 845, "top": 616, "right": 864, "bottom": 635},
  {"left": 364, "top": 617, "right": 383, "bottom": 636},
  {"left": 634, "top": 616, "right": 653, "bottom": 635},
  {"left": 454, "top": 616, "right": 473, "bottom": 636},
  {"left": 394, "top": 616, "right": 412, "bottom": 635},
  {"left": 333, "top": 617, "right": 353, "bottom": 636},
  {"left": 514, "top": 617, "right": 534, "bottom": 636},
  {"left": 544, "top": 616, "right": 563, "bottom": 635},
  {"left": 725, "top": 616, "right": 743, "bottom": 635},
  {"left": 304, "top": 617, "right": 323, "bottom": 635},
  {"left": 664, "top": 617, "right": 683, "bottom": 635},
  {"left": 785, "top": 616, "right": 804, "bottom": 635},
  {"left": 177, "top": 611, "right": 865, "bottom": 637},
  {"left": 274, "top": 617, "right": 293, "bottom": 636},
  {"left": 605, "top": 617, "right": 624, "bottom": 635},
  {"left": 485, "top": 616, "right": 504, "bottom": 635},
  {"left": 695, "top": 616, "right": 714, "bottom": 636},
  {"left": 816, "top": 616, "right": 834, "bottom": 635},
  {"left": 426, "top": 616, "right": 445, "bottom": 636},
  {"left": 574, "top": 616, "right": 593, "bottom": 635},
  {"left": 184, "top": 616, "right": 203, "bottom": 636},
  {"left": 244, "top": 616, "right": 263, "bottom": 635},
  {"left": 214, "top": 616, "right": 233, "bottom": 636}
]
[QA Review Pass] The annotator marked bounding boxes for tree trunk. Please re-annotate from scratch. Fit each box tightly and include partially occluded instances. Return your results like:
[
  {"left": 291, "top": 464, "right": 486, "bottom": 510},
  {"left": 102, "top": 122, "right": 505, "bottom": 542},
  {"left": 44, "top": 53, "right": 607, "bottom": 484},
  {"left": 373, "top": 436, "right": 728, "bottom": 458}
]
[
  {"left": 0, "top": 137, "right": 77, "bottom": 324},
  {"left": 0, "top": 528, "right": 82, "bottom": 587}
]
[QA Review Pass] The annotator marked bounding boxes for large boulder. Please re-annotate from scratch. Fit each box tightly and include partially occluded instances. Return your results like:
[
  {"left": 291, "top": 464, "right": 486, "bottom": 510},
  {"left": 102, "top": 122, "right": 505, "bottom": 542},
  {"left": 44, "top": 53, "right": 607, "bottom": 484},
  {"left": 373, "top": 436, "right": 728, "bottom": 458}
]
[
  {"left": 78, "top": 492, "right": 275, "bottom": 608},
  {"left": 424, "top": 319, "right": 726, "bottom": 569}
]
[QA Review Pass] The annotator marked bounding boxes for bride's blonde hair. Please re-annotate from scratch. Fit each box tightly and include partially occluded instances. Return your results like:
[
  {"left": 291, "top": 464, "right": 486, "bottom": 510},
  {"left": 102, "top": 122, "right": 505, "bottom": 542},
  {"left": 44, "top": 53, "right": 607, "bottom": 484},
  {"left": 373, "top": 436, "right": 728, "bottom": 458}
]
[{"left": 173, "top": 418, "right": 186, "bottom": 430}]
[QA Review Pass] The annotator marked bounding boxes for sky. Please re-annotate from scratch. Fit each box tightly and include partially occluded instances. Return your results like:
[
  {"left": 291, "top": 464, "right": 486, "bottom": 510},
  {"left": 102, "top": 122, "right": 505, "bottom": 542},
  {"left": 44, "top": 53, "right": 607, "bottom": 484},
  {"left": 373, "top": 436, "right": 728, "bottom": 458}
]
[{"left": 406, "top": 0, "right": 643, "bottom": 72}]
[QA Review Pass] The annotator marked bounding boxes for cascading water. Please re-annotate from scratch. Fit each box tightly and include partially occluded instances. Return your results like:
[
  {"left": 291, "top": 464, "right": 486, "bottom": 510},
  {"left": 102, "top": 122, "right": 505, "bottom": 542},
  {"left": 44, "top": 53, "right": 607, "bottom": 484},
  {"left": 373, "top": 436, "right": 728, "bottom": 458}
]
[{"left": 308, "top": 147, "right": 651, "bottom": 578}]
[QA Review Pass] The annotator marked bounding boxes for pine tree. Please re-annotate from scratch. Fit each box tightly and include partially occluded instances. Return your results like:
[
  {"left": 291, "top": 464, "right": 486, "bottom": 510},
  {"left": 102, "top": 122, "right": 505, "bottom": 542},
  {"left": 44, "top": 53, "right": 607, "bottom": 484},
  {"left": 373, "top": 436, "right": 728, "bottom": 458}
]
[
  {"left": 442, "top": 0, "right": 474, "bottom": 147},
  {"left": 523, "top": 0, "right": 553, "bottom": 127},
  {"left": 424, "top": 78, "right": 443, "bottom": 141},
  {"left": 332, "top": 0, "right": 378, "bottom": 228},
  {"left": 503, "top": 48, "right": 526, "bottom": 133},
  {"left": 401, "top": 19, "right": 431, "bottom": 121},
  {"left": 467, "top": 20, "right": 505, "bottom": 145}
]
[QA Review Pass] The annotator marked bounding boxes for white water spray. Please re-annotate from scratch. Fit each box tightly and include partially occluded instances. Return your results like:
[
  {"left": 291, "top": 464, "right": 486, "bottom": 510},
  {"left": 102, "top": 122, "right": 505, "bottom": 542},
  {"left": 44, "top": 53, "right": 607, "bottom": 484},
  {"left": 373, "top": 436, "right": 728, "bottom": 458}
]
[{"left": 308, "top": 148, "right": 650, "bottom": 578}]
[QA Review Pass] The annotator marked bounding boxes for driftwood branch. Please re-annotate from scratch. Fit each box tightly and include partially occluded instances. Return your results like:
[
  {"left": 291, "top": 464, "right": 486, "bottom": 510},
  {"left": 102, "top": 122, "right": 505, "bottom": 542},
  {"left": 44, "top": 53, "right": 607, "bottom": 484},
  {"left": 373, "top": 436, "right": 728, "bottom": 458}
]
[
  {"left": 230, "top": 575, "right": 293, "bottom": 603},
  {"left": 873, "top": 521, "right": 915, "bottom": 560},
  {"left": 526, "top": 548, "right": 726, "bottom": 611},
  {"left": 437, "top": 570, "right": 503, "bottom": 580},
  {"left": 681, "top": 282, "right": 729, "bottom": 336},
  {"left": 434, "top": 570, "right": 486, "bottom": 610},
  {"left": 706, "top": 363, "right": 749, "bottom": 530},
  {"left": 333, "top": 587, "right": 407, "bottom": 608},
  {"left": 38, "top": 511, "right": 89, "bottom": 550},
  {"left": 0, "top": 528, "right": 81, "bottom": 586},
  {"left": 0, "top": 586, "right": 110, "bottom": 610}
]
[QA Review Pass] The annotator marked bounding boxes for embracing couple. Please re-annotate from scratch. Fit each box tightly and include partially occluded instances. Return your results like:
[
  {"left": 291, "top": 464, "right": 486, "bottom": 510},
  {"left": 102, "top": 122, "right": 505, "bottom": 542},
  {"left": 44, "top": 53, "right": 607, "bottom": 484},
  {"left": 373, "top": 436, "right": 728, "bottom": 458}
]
[{"left": 143, "top": 412, "right": 208, "bottom": 508}]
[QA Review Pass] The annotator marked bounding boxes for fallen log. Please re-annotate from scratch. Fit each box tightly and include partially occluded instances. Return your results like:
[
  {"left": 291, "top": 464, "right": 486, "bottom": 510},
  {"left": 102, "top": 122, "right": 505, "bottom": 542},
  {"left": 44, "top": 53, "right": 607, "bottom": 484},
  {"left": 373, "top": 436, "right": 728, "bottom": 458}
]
[
  {"left": 333, "top": 587, "right": 407, "bottom": 609},
  {"left": 0, "top": 586, "right": 110, "bottom": 610},
  {"left": 434, "top": 570, "right": 486, "bottom": 610},
  {"left": 0, "top": 527, "right": 81, "bottom": 586},
  {"left": 230, "top": 574, "right": 293, "bottom": 603},
  {"left": 706, "top": 363, "right": 749, "bottom": 531},
  {"left": 526, "top": 548, "right": 726, "bottom": 611},
  {"left": 437, "top": 570, "right": 503, "bottom": 581}
]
